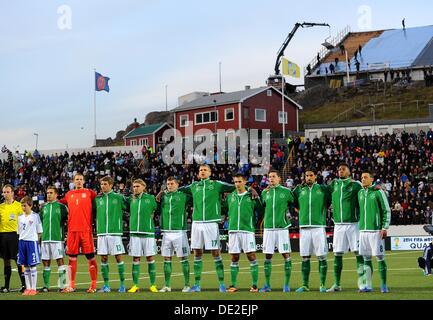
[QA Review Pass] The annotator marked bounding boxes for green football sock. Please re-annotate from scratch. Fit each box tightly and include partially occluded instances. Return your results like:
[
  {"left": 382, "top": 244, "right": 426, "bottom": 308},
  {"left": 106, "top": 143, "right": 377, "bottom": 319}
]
[
  {"left": 194, "top": 258, "right": 203, "bottom": 286},
  {"left": 58, "top": 265, "right": 67, "bottom": 289},
  {"left": 378, "top": 260, "right": 387, "bottom": 286},
  {"left": 132, "top": 262, "right": 140, "bottom": 286},
  {"left": 43, "top": 267, "right": 51, "bottom": 288},
  {"left": 364, "top": 258, "right": 374, "bottom": 289},
  {"left": 181, "top": 260, "right": 190, "bottom": 287},
  {"left": 215, "top": 257, "right": 225, "bottom": 285},
  {"left": 356, "top": 255, "right": 364, "bottom": 277},
  {"left": 319, "top": 259, "right": 328, "bottom": 287},
  {"left": 230, "top": 262, "right": 239, "bottom": 287},
  {"left": 250, "top": 261, "right": 259, "bottom": 287},
  {"left": 264, "top": 259, "right": 272, "bottom": 287},
  {"left": 148, "top": 261, "right": 156, "bottom": 286},
  {"left": 117, "top": 262, "right": 125, "bottom": 287},
  {"left": 101, "top": 263, "right": 109, "bottom": 286},
  {"left": 301, "top": 259, "right": 311, "bottom": 287},
  {"left": 364, "top": 259, "right": 374, "bottom": 275},
  {"left": 334, "top": 255, "right": 343, "bottom": 286},
  {"left": 284, "top": 259, "right": 292, "bottom": 287},
  {"left": 164, "top": 261, "right": 172, "bottom": 287}
]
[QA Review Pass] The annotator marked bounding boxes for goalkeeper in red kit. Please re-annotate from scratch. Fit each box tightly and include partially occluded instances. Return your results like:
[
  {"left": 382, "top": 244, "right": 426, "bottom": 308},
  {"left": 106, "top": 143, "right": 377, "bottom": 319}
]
[{"left": 59, "top": 173, "right": 98, "bottom": 293}]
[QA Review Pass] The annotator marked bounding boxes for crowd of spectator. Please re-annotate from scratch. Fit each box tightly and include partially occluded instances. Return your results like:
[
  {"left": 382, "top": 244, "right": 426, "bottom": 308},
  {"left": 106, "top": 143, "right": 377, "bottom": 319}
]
[
  {"left": 1, "top": 129, "right": 432, "bottom": 231},
  {"left": 285, "top": 129, "right": 433, "bottom": 226}
]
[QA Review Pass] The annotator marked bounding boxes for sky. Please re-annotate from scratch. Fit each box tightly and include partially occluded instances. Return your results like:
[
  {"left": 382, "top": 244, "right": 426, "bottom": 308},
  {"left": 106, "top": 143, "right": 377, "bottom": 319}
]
[{"left": 1, "top": 0, "right": 433, "bottom": 151}]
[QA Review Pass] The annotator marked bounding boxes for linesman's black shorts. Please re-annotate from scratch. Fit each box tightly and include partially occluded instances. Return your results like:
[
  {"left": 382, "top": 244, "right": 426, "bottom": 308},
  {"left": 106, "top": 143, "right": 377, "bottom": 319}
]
[{"left": 0, "top": 232, "right": 19, "bottom": 260}]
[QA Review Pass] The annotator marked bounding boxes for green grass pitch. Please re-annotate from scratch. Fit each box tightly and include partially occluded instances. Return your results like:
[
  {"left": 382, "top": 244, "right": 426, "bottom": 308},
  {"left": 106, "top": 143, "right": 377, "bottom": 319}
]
[{"left": 0, "top": 250, "right": 432, "bottom": 300}]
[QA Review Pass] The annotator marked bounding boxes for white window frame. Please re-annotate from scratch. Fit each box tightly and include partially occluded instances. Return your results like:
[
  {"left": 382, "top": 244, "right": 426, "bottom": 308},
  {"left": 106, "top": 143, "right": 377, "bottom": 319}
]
[
  {"left": 140, "top": 138, "right": 148, "bottom": 146},
  {"left": 255, "top": 108, "right": 266, "bottom": 122},
  {"left": 267, "top": 89, "right": 272, "bottom": 97},
  {"left": 180, "top": 114, "right": 189, "bottom": 127},
  {"left": 278, "top": 111, "right": 288, "bottom": 124},
  {"left": 224, "top": 108, "right": 234, "bottom": 121},
  {"left": 194, "top": 135, "right": 206, "bottom": 143},
  {"left": 131, "top": 139, "right": 137, "bottom": 146},
  {"left": 195, "top": 111, "right": 218, "bottom": 125}
]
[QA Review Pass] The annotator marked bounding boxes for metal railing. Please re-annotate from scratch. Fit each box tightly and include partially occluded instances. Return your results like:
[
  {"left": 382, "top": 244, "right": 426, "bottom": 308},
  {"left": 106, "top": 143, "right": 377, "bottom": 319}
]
[
  {"left": 304, "top": 25, "right": 351, "bottom": 76},
  {"left": 328, "top": 100, "right": 431, "bottom": 123}
]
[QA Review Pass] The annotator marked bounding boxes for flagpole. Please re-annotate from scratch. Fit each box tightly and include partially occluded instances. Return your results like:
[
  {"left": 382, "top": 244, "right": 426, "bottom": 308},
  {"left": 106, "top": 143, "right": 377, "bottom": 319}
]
[
  {"left": 282, "top": 72, "right": 286, "bottom": 139},
  {"left": 94, "top": 68, "right": 97, "bottom": 147}
]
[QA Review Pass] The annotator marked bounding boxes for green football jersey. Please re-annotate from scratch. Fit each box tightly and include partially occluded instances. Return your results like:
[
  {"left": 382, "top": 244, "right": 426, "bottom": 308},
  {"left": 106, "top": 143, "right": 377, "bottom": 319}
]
[
  {"left": 160, "top": 190, "right": 191, "bottom": 232},
  {"left": 226, "top": 190, "right": 262, "bottom": 233},
  {"left": 40, "top": 201, "right": 68, "bottom": 241},
  {"left": 95, "top": 191, "right": 127, "bottom": 236},
  {"left": 293, "top": 183, "right": 331, "bottom": 227},
  {"left": 329, "top": 178, "right": 363, "bottom": 224},
  {"left": 261, "top": 184, "right": 294, "bottom": 229},
  {"left": 358, "top": 186, "right": 391, "bottom": 231},
  {"left": 128, "top": 193, "right": 157, "bottom": 235},
  {"left": 179, "top": 178, "right": 235, "bottom": 223}
]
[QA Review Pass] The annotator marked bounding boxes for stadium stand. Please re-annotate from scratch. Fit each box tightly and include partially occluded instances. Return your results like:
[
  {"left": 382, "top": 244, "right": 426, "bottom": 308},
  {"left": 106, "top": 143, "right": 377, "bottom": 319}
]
[
  {"left": 323, "top": 30, "right": 384, "bottom": 65},
  {"left": 309, "top": 25, "right": 433, "bottom": 79}
]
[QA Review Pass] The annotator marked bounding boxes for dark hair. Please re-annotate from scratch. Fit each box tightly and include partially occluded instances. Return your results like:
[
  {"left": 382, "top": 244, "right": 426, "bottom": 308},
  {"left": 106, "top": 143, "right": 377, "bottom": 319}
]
[
  {"left": 100, "top": 176, "right": 114, "bottom": 185},
  {"left": 268, "top": 169, "right": 281, "bottom": 177},
  {"left": 167, "top": 176, "right": 178, "bottom": 183},
  {"left": 305, "top": 167, "right": 317, "bottom": 175},
  {"left": 338, "top": 162, "right": 351, "bottom": 170},
  {"left": 47, "top": 186, "right": 58, "bottom": 194},
  {"left": 233, "top": 173, "right": 246, "bottom": 180},
  {"left": 362, "top": 170, "right": 375, "bottom": 178}
]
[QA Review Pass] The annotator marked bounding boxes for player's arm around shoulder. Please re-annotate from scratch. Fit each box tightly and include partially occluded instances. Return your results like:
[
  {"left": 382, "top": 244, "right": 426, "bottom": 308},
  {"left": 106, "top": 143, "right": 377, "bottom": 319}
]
[
  {"left": 283, "top": 186, "right": 295, "bottom": 204},
  {"left": 149, "top": 194, "right": 158, "bottom": 212},
  {"left": 178, "top": 183, "right": 193, "bottom": 195},
  {"left": 60, "top": 203, "right": 68, "bottom": 223},
  {"left": 260, "top": 188, "right": 268, "bottom": 205},
  {"left": 216, "top": 180, "right": 236, "bottom": 194},
  {"left": 58, "top": 191, "right": 69, "bottom": 205},
  {"left": 89, "top": 189, "right": 97, "bottom": 200},
  {"left": 292, "top": 185, "right": 301, "bottom": 208}
]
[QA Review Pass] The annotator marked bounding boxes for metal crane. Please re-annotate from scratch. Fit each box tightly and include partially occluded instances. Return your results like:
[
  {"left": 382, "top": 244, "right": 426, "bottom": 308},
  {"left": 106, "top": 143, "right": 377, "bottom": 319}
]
[{"left": 274, "top": 22, "right": 330, "bottom": 75}]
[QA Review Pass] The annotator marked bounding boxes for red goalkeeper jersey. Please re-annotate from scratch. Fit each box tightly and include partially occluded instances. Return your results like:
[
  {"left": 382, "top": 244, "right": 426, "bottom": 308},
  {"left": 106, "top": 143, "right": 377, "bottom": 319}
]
[{"left": 60, "top": 188, "right": 97, "bottom": 232}]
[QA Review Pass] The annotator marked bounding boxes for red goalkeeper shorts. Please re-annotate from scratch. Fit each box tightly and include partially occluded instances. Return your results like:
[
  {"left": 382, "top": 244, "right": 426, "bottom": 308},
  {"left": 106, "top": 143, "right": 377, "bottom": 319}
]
[{"left": 66, "top": 231, "right": 95, "bottom": 255}]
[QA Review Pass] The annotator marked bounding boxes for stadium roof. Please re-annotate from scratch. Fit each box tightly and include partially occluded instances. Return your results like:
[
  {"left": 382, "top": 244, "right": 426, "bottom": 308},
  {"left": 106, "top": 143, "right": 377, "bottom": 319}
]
[
  {"left": 359, "top": 25, "right": 433, "bottom": 70},
  {"left": 312, "top": 25, "right": 433, "bottom": 75},
  {"left": 172, "top": 86, "right": 303, "bottom": 112},
  {"left": 123, "top": 122, "right": 168, "bottom": 139}
]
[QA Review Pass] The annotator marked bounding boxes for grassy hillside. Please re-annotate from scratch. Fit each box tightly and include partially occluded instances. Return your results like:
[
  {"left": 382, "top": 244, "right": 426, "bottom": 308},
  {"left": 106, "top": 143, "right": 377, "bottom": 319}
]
[{"left": 299, "top": 85, "right": 433, "bottom": 129}]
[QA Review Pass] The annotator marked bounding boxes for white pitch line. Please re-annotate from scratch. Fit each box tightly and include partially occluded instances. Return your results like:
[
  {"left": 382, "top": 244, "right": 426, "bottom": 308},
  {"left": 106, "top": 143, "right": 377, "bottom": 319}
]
[{"left": 70, "top": 251, "right": 420, "bottom": 287}]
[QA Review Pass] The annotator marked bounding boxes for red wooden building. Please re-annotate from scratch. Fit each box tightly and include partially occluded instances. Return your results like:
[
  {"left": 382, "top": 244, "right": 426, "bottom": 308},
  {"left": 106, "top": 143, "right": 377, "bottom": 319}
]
[
  {"left": 123, "top": 122, "right": 171, "bottom": 149},
  {"left": 172, "top": 86, "right": 302, "bottom": 139}
]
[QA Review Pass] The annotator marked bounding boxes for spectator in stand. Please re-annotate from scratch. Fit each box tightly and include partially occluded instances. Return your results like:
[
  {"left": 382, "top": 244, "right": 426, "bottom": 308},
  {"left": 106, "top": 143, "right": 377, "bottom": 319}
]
[{"left": 355, "top": 60, "right": 360, "bottom": 73}]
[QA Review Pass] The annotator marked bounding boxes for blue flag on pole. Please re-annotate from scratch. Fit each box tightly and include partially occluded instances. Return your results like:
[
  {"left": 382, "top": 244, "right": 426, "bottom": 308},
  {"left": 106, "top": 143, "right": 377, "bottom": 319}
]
[{"left": 95, "top": 72, "right": 110, "bottom": 92}]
